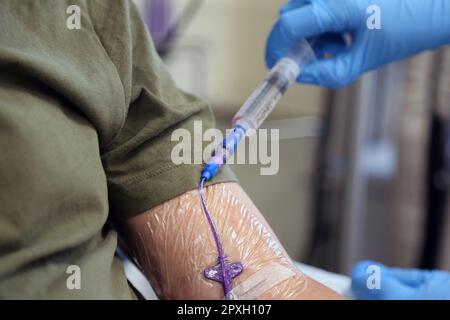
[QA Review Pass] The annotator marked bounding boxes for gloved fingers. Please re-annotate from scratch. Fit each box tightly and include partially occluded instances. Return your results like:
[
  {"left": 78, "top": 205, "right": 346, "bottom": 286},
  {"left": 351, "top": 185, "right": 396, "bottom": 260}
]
[
  {"left": 383, "top": 267, "right": 429, "bottom": 287},
  {"left": 265, "top": 4, "right": 330, "bottom": 69},
  {"left": 280, "top": 0, "right": 312, "bottom": 15},
  {"left": 299, "top": 49, "right": 358, "bottom": 88},
  {"left": 265, "top": 8, "right": 313, "bottom": 69},
  {"left": 280, "top": 0, "right": 363, "bottom": 38},
  {"left": 351, "top": 261, "right": 419, "bottom": 300},
  {"left": 312, "top": 32, "right": 349, "bottom": 59},
  {"left": 266, "top": 1, "right": 356, "bottom": 70},
  {"left": 278, "top": 3, "right": 344, "bottom": 42}
]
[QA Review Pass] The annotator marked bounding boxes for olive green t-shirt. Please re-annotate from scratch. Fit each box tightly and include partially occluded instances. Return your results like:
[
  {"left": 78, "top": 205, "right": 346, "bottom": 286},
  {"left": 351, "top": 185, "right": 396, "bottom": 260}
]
[{"left": 0, "top": 0, "right": 234, "bottom": 299}]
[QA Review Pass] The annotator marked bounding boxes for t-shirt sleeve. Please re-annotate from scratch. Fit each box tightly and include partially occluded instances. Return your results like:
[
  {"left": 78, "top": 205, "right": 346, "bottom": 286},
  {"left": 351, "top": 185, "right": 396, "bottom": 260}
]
[{"left": 95, "top": 0, "right": 237, "bottom": 220}]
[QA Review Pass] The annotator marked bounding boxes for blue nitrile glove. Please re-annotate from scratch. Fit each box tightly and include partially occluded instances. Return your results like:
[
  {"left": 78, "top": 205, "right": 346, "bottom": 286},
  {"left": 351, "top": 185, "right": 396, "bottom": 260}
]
[
  {"left": 266, "top": 0, "right": 450, "bottom": 89},
  {"left": 351, "top": 260, "right": 450, "bottom": 300}
]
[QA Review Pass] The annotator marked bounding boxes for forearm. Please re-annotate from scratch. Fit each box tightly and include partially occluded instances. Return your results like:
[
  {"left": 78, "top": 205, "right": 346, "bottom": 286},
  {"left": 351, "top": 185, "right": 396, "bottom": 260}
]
[{"left": 121, "top": 182, "right": 341, "bottom": 300}]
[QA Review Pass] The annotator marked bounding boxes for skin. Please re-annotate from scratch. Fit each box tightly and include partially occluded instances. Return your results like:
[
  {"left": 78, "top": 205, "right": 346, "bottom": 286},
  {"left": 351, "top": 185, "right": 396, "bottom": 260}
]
[{"left": 120, "top": 182, "right": 342, "bottom": 300}]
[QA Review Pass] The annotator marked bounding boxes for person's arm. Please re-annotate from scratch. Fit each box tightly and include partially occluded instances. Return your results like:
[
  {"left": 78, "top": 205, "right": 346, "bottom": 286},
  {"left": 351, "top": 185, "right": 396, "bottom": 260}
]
[
  {"left": 120, "top": 182, "right": 341, "bottom": 300},
  {"left": 266, "top": 0, "right": 450, "bottom": 89}
]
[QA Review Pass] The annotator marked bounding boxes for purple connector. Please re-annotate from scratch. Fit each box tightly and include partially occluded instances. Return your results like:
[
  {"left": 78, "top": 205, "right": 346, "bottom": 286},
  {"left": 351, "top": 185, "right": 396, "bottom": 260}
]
[{"left": 198, "top": 178, "right": 244, "bottom": 299}]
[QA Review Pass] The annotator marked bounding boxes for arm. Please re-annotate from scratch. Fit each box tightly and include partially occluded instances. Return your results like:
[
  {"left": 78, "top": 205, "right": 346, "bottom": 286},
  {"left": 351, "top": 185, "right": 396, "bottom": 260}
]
[{"left": 120, "top": 182, "right": 341, "bottom": 300}]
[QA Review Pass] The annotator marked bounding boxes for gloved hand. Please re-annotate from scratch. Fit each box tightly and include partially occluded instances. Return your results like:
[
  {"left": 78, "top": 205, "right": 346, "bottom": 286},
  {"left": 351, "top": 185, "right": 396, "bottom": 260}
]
[
  {"left": 351, "top": 260, "right": 450, "bottom": 300},
  {"left": 266, "top": 0, "right": 450, "bottom": 89}
]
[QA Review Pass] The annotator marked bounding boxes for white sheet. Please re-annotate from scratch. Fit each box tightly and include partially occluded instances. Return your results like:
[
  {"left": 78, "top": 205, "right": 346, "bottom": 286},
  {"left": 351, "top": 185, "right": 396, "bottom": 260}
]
[{"left": 295, "top": 262, "right": 352, "bottom": 298}]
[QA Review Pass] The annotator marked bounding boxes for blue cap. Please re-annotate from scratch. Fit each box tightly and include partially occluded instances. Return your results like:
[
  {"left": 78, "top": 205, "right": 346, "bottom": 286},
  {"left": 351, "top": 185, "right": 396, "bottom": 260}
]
[{"left": 201, "top": 163, "right": 220, "bottom": 182}]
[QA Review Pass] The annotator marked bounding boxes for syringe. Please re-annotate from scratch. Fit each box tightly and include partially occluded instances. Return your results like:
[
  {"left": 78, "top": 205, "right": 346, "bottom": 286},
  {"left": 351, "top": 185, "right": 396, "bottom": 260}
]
[{"left": 201, "top": 38, "right": 316, "bottom": 182}]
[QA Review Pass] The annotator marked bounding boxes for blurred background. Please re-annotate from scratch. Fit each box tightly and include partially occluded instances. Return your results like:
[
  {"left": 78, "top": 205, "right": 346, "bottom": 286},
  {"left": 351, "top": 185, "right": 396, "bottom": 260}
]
[{"left": 133, "top": 0, "right": 450, "bottom": 275}]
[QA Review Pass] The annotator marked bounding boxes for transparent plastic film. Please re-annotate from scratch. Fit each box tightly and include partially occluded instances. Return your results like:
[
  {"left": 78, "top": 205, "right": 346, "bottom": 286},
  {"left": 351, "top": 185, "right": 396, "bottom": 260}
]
[{"left": 123, "top": 183, "right": 310, "bottom": 300}]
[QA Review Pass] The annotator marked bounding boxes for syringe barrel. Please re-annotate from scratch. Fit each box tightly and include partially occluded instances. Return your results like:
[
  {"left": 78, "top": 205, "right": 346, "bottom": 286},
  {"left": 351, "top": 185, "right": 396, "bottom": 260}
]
[
  {"left": 232, "top": 39, "right": 316, "bottom": 131},
  {"left": 201, "top": 39, "right": 316, "bottom": 182}
]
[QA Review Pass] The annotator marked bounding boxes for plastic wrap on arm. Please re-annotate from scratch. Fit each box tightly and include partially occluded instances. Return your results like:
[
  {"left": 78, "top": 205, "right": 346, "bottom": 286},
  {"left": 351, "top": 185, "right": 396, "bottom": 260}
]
[{"left": 122, "top": 183, "right": 341, "bottom": 300}]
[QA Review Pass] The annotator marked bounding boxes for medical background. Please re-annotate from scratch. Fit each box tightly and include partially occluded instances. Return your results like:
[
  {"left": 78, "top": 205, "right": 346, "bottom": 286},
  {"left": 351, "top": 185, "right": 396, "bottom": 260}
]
[{"left": 131, "top": 0, "right": 450, "bottom": 297}]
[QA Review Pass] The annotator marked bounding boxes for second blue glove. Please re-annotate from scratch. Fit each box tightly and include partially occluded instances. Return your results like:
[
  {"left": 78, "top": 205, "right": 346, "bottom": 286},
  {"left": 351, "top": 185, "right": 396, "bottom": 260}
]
[{"left": 351, "top": 260, "right": 450, "bottom": 300}]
